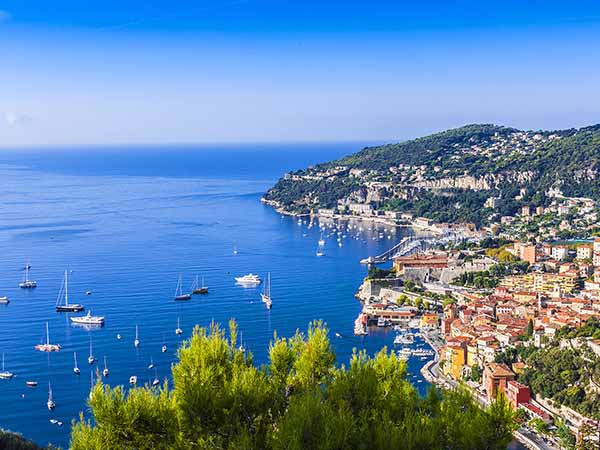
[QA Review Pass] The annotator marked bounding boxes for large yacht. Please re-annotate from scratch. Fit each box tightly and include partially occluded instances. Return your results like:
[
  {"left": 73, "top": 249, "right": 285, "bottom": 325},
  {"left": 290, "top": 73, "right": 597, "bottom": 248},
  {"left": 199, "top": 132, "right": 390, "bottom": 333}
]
[
  {"left": 235, "top": 274, "right": 261, "bottom": 285},
  {"left": 56, "top": 270, "right": 85, "bottom": 312},
  {"left": 70, "top": 311, "right": 105, "bottom": 326}
]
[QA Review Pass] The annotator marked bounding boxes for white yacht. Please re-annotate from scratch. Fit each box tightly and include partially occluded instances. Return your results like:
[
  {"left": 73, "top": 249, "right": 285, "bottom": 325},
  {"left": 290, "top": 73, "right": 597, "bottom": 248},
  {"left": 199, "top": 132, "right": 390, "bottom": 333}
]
[
  {"left": 235, "top": 274, "right": 261, "bottom": 285},
  {"left": 71, "top": 311, "right": 105, "bottom": 326},
  {"left": 56, "top": 270, "right": 84, "bottom": 312},
  {"left": 129, "top": 375, "right": 137, "bottom": 385},
  {"left": 73, "top": 352, "right": 80, "bottom": 375},
  {"left": 19, "top": 262, "right": 37, "bottom": 289},
  {"left": 35, "top": 322, "right": 61, "bottom": 352},
  {"left": 0, "top": 353, "right": 14, "bottom": 379},
  {"left": 260, "top": 272, "right": 272, "bottom": 309},
  {"left": 0, "top": 296, "right": 9, "bottom": 305}
]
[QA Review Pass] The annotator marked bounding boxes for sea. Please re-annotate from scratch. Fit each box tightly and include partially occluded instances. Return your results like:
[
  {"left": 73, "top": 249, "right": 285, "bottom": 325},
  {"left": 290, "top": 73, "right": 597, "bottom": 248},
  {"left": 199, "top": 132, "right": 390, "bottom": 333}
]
[{"left": 0, "top": 144, "right": 523, "bottom": 449}]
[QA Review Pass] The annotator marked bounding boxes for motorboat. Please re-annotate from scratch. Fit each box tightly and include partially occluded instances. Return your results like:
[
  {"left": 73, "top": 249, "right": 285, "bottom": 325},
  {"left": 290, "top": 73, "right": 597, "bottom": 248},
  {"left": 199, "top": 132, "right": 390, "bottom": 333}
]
[
  {"left": 55, "top": 270, "right": 84, "bottom": 312},
  {"left": 26, "top": 381, "right": 38, "bottom": 387},
  {"left": 129, "top": 375, "right": 137, "bottom": 385},
  {"left": 0, "top": 296, "right": 9, "bottom": 305},
  {"left": 71, "top": 311, "right": 105, "bottom": 326},
  {"left": 235, "top": 274, "right": 261, "bottom": 285}
]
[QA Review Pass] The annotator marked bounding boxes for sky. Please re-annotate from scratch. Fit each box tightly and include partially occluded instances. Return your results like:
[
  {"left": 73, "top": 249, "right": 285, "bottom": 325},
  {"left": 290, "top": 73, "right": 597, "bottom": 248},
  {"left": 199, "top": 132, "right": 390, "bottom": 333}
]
[{"left": 1, "top": 0, "right": 600, "bottom": 147}]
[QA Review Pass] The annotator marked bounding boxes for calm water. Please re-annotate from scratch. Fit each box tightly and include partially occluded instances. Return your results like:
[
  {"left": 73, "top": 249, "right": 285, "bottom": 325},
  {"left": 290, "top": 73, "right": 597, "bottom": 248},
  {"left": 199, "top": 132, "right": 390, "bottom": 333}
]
[{"left": 0, "top": 143, "right": 436, "bottom": 448}]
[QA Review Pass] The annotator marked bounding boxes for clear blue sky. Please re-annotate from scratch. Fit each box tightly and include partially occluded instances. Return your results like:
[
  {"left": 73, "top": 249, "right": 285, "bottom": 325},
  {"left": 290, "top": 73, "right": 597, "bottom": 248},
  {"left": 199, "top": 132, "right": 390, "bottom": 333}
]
[{"left": 1, "top": 0, "right": 600, "bottom": 146}]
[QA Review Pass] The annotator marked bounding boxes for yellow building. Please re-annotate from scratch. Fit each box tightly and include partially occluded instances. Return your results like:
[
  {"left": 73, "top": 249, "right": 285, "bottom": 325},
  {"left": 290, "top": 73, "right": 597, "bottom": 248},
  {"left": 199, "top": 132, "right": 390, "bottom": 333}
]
[
  {"left": 443, "top": 340, "right": 467, "bottom": 380},
  {"left": 420, "top": 313, "right": 439, "bottom": 329}
]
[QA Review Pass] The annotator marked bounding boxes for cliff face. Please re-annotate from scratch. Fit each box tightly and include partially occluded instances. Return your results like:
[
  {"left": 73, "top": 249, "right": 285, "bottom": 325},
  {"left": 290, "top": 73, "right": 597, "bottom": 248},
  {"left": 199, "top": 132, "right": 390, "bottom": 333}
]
[{"left": 264, "top": 123, "right": 600, "bottom": 225}]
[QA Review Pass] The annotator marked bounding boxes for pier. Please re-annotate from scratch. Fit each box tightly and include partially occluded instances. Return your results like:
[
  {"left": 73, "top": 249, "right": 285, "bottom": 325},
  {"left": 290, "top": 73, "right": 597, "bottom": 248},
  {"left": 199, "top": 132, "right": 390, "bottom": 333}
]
[{"left": 360, "top": 237, "right": 425, "bottom": 264}]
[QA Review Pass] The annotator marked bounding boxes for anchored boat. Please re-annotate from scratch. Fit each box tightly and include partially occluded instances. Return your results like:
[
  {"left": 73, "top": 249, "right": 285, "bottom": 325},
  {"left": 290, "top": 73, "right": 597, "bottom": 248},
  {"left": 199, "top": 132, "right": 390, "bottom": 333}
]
[
  {"left": 56, "top": 270, "right": 84, "bottom": 312},
  {"left": 192, "top": 275, "right": 209, "bottom": 295},
  {"left": 260, "top": 272, "right": 273, "bottom": 309},
  {"left": 174, "top": 275, "right": 191, "bottom": 301},
  {"left": 19, "top": 261, "right": 37, "bottom": 289},
  {"left": 35, "top": 322, "right": 61, "bottom": 352}
]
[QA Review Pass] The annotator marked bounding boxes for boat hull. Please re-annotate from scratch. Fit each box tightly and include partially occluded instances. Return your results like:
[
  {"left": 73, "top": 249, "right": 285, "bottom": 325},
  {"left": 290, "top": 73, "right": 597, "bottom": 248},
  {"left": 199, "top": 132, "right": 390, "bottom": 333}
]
[
  {"left": 56, "top": 305, "right": 84, "bottom": 312},
  {"left": 174, "top": 294, "right": 192, "bottom": 301},
  {"left": 192, "top": 288, "right": 209, "bottom": 295}
]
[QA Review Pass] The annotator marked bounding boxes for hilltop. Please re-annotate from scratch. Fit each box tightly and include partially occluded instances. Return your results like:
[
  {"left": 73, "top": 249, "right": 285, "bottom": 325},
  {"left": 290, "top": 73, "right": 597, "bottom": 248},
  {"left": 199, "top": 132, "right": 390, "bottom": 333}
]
[{"left": 263, "top": 124, "right": 600, "bottom": 226}]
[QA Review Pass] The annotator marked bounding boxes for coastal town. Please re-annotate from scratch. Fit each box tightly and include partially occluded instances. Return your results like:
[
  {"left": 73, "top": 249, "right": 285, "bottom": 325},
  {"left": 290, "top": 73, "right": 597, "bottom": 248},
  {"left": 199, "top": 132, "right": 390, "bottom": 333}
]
[{"left": 347, "top": 195, "right": 600, "bottom": 449}]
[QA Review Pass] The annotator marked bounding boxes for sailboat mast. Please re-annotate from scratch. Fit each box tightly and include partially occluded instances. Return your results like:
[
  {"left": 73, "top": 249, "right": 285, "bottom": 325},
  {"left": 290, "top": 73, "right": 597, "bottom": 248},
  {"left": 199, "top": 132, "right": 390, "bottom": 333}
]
[
  {"left": 64, "top": 270, "right": 69, "bottom": 306},
  {"left": 46, "top": 322, "right": 49, "bottom": 345}
]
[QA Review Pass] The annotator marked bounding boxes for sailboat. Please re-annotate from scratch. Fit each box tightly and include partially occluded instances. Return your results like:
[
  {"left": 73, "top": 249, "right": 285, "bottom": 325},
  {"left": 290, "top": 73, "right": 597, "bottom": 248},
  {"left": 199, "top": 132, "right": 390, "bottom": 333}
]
[
  {"left": 175, "top": 317, "right": 183, "bottom": 335},
  {"left": 152, "top": 368, "right": 160, "bottom": 387},
  {"left": 192, "top": 275, "right": 209, "bottom": 295},
  {"left": 55, "top": 270, "right": 84, "bottom": 312},
  {"left": 238, "top": 331, "right": 246, "bottom": 353},
  {"left": 88, "top": 336, "right": 95, "bottom": 364},
  {"left": 47, "top": 382, "right": 56, "bottom": 410},
  {"left": 19, "top": 261, "right": 37, "bottom": 289},
  {"left": 35, "top": 322, "right": 61, "bottom": 352},
  {"left": 260, "top": 272, "right": 273, "bottom": 309},
  {"left": 148, "top": 357, "right": 154, "bottom": 370},
  {"left": 174, "top": 275, "right": 191, "bottom": 301},
  {"left": 0, "top": 353, "right": 14, "bottom": 379},
  {"left": 134, "top": 325, "right": 140, "bottom": 348},
  {"left": 102, "top": 356, "right": 109, "bottom": 377},
  {"left": 73, "top": 352, "right": 80, "bottom": 375}
]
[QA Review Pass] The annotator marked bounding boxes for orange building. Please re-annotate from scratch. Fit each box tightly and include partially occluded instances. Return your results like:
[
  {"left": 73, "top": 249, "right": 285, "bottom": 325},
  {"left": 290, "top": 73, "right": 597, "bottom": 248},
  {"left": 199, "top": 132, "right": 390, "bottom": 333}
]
[{"left": 483, "top": 363, "right": 515, "bottom": 402}]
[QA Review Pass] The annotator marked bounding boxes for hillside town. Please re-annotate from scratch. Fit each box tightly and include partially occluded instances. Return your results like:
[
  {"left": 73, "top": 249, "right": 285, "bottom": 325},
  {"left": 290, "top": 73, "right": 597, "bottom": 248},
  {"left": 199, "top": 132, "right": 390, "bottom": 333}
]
[{"left": 355, "top": 229, "right": 600, "bottom": 449}]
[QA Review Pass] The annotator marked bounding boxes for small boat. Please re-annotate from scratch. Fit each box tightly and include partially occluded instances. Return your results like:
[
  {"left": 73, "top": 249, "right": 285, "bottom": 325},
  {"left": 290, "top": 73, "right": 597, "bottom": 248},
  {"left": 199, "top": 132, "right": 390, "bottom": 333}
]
[
  {"left": 316, "top": 250, "right": 325, "bottom": 257},
  {"left": 161, "top": 345, "right": 167, "bottom": 353},
  {"left": 334, "top": 332, "right": 342, "bottom": 339},
  {"left": 73, "top": 352, "right": 80, "bottom": 375},
  {"left": 147, "top": 357, "right": 154, "bottom": 370},
  {"left": 88, "top": 337, "right": 95, "bottom": 365},
  {"left": 19, "top": 261, "right": 37, "bottom": 289},
  {"left": 85, "top": 291, "right": 92, "bottom": 296},
  {"left": 26, "top": 381, "right": 38, "bottom": 387},
  {"left": 175, "top": 318, "right": 183, "bottom": 336},
  {"left": 192, "top": 275, "right": 209, "bottom": 295},
  {"left": 0, "top": 296, "right": 9, "bottom": 305},
  {"left": 71, "top": 311, "right": 104, "bottom": 326},
  {"left": 49, "top": 419, "right": 58, "bottom": 425},
  {"left": 35, "top": 322, "right": 61, "bottom": 352},
  {"left": 174, "top": 275, "right": 192, "bottom": 301},
  {"left": 235, "top": 274, "right": 261, "bottom": 285},
  {"left": 117, "top": 334, "right": 122, "bottom": 340},
  {"left": 55, "top": 270, "right": 84, "bottom": 312},
  {"left": 129, "top": 375, "right": 137, "bottom": 385},
  {"left": 47, "top": 382, "right": 56, "bottom": 410},
  {"left": 233, "top": 245, "right": 238, "bottom": 255},
  {"left": 152, "top": 368, "right": 159, "bottom": 387},
  {"left": 260, "top": 272, "right": 273, "bottom": 309},
  {"left": 0, "top": 353, "right": 14, "bottom": 379},
  {"left": 134, "top": 325, "right": 140, "bottom": 348},
  {"left": 376, "top": 317, "right": 387, "bottom": 327},
  {"left": 238, "top": 331, "right": 246, "bottom": 353},
  {"left": 102, "top": 356, "right": 109, "bottom": 377}
]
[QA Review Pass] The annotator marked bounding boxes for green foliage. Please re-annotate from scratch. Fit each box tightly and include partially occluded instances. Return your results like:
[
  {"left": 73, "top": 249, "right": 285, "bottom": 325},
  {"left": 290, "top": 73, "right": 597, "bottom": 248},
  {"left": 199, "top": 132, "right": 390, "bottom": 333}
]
[
  {"left": 71, "top": 321, "right": 516, "bottom": 450},
  {"left": 264, "top": 123, "right": 600, "bottom": 226},
  {"left": 367, "top": 266, "right": 396, "bottom": 280},
  {"left": 0, "top": 431, "right": 57, "bottom": 450}
]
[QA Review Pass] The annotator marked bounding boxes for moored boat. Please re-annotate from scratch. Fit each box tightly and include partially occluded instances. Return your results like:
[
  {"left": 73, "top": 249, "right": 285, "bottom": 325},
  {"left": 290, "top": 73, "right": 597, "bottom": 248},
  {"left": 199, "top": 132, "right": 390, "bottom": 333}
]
[
  {"left": 70, "top": 311, "right": 105, "bottom": 326},
  {"left": 174, "top": 275, "right": 192, "bottom": 301},
  {"left": 55, "top": 270, "right": 84, "bottom": 312},
  {"left": 0, "top": 296, "right": 9, "bottom": 305},
  {"left": 192, "top": 275, "right": 209, "bottom": 295},
  {"left": 35, "top": 322, "right": 61, "bottom": 352},
  {"left": 47, "top": 382, "right": 56, "bottom": 410},
  {"left": 260, "top": 272, "right": 273, "bottom": 309},
  {"left": 19, "top": 261, "right": 37, "bottom": 289},
  {"left": 235, "top": 274, "right": 261, "bottom": 285},
  {"left": 0, "top": 353, "right": 14, "bottom": 379}
]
